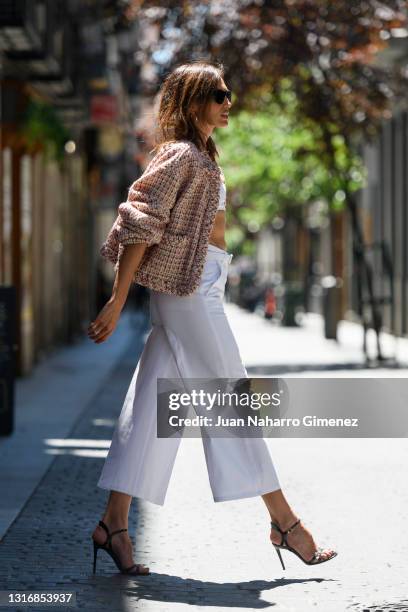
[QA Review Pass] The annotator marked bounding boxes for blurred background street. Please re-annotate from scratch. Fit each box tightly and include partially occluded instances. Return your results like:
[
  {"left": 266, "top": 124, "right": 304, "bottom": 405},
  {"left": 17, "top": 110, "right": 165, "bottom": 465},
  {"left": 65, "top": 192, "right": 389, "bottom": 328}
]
[{"left": 2, "top": 0, "right": 408, "bottom": 610}]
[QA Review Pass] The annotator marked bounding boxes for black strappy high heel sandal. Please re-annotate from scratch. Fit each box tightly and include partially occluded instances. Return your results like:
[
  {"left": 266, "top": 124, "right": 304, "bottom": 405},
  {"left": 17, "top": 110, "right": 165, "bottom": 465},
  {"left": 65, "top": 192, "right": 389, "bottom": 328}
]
[
  {"left": 270, "top": 518, "right": 337, "bottom": 570},
  {"left": 92, "top": 520, "right": 150, "bottom": 576}
]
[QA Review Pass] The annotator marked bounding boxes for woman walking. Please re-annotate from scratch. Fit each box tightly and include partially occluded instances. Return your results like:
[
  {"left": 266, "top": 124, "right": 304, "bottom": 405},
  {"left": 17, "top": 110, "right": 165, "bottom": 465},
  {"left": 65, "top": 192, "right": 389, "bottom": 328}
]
[{"left": 88, "top": 61, "right": 337, "bottom": 576}]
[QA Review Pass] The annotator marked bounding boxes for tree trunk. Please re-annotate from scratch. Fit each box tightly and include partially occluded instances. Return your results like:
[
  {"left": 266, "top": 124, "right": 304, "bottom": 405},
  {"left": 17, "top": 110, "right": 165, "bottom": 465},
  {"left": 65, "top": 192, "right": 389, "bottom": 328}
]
[{"left": 345, "top": 189, "right": 384, "bottom": 360}]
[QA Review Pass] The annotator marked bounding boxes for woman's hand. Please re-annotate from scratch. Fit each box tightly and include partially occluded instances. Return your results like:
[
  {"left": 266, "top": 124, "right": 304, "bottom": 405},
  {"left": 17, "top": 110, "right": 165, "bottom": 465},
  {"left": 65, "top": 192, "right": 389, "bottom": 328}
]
[
  {"left": 87, "top": 298, "right": 123, "bottom": 344},
  {"left": 89, "top": 243, "right": 148, "bottom": 344}
]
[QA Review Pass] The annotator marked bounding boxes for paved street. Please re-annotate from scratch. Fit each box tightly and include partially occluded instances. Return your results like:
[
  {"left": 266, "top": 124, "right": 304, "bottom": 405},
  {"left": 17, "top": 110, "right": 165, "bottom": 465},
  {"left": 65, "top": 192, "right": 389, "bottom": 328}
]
[{"left": 1, "top": 304, "right": 407, "bottom": 612}]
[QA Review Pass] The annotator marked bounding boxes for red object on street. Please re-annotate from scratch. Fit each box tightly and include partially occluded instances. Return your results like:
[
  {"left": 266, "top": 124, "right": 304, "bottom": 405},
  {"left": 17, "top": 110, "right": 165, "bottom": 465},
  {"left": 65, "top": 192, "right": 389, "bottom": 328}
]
[
  {"left": 90, "top": 95, "right": 118, "bottom": 123},
  {"left": 264, "top": 287, "right": 276, "bottom": 319}
]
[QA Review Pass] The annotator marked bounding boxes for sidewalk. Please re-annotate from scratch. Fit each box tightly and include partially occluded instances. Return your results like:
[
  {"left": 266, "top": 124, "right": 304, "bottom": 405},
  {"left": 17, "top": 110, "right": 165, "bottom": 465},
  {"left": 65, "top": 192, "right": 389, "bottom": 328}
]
[
  {"left": 0, "top": 309, "right": 148, "bottom": 541},
  {"left": 232, "top": 304, "right": 408, "bottom": 376},
  {"left": 0, "top": 304, "right": 407, "bottom": 612}
]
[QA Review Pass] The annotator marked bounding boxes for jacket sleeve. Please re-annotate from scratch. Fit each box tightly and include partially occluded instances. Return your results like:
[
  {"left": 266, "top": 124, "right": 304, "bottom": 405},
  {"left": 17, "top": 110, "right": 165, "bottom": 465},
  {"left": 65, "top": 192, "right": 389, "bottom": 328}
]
[{"left": 100, "top": 142, "right": 192, "bottom": 268}]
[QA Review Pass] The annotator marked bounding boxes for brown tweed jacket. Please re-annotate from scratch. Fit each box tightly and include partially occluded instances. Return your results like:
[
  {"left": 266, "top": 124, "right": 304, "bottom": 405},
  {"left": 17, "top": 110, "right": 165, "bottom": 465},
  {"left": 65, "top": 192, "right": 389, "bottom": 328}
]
[{"left": 100, "top": 139, "right": 224, "bottom": 296}]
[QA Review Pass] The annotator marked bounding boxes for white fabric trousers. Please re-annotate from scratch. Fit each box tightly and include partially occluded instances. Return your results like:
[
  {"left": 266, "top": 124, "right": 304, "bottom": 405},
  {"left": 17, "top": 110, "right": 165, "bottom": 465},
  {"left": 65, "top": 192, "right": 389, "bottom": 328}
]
[{"left": 97, "top": 243, "right": 281, "bottom": 505}]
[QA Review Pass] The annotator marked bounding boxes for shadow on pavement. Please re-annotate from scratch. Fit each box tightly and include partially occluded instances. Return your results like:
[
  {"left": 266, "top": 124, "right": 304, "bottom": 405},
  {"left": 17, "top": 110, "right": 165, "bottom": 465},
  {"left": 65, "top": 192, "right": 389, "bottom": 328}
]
[{"left": 89, "top": 573, "right": 337, "bottom": 609}]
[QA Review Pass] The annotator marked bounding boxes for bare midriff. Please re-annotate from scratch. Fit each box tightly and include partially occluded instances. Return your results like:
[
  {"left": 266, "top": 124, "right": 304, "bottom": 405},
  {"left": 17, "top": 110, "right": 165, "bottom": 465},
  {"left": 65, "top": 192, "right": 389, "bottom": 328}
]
[{"left": 208, "top": 210, "right": 226, "bottom": 251}]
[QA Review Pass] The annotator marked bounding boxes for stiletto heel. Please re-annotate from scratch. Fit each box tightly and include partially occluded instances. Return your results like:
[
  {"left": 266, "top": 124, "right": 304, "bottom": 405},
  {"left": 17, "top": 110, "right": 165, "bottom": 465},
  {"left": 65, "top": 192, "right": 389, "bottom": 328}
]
[
  {"left": 274, "top": 545, "right": 285, "bottom": 570},
  {"left": 270, "top": 518, "right": 337, "bottom": 568},
  {"left": 92, "top": 520, "right": 150, "bottom": 576},
  {"left": 93, "top": 540, "right": 98, "bottom": 575}
]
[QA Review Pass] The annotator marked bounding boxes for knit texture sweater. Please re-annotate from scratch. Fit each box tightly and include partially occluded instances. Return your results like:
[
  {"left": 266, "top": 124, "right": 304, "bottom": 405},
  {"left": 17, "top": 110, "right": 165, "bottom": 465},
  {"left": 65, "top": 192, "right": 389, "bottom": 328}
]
[{"left": 100, "top": 139, "right": 225, "bottom": 296}]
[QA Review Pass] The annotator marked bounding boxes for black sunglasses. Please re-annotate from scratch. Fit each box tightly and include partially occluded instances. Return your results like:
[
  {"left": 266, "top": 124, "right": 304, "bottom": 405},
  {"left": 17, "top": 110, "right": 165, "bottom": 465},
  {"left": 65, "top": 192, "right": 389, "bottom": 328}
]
[{"left": 211, "top": 89, "right": 232, "bottom": 104}]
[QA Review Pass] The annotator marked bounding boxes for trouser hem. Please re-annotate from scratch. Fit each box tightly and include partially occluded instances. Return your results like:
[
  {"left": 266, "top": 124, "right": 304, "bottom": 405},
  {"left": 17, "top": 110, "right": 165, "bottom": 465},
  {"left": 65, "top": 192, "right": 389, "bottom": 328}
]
[
  {"left": 97, "top": 480, "right": 282, "bottom": 506},
  {"left": 212, "top": 483, "right": 282, "bottom": 503},
  {"left": 97, "top": 481, "right": 166, "bottom": 506}
]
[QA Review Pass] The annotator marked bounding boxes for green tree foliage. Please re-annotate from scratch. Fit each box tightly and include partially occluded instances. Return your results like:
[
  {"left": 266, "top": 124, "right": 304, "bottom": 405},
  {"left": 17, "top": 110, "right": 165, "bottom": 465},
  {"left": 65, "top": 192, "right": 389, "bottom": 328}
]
[
  {"left": 133, "top": 0, "right": 408, "bottom": 144},
  {"left": 216, "top": 81, "right": 365, "bottom": 250},
  {"left": 22, "top": 100, "right": 70, "bottom": 162}
]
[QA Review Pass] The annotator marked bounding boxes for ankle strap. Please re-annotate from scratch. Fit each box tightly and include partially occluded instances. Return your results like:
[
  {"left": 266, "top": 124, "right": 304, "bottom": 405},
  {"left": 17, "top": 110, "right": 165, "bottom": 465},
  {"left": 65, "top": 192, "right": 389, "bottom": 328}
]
[
  {"left": 99, "top": 520, "right": 109, "bottom": 536},
  {"left": 270, "top": 518, "right": 301, "bottom": 535},
  {"left": 284, "top": 518, "right": 301, "bottom": 534},
  {"left": 99, "top": 520, "right": 128, "bottom": 541},
  {"left": 270, "top": 518, "right": 301, "bottom": 548}
]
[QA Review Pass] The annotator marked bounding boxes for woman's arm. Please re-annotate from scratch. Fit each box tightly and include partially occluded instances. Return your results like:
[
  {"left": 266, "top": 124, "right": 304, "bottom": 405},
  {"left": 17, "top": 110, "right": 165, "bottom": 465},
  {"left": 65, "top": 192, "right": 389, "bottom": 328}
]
[
  {"left": 88, "top": 243, "right": 147, "bottom": 344},
  {"left": 111, "top": 243, "right": 147, "bottom": 309}
]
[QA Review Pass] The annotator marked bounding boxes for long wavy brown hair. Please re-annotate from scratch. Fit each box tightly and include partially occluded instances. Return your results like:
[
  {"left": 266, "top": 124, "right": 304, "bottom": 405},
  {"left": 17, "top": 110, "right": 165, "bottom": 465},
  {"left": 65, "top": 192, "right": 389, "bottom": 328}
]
[{"left": 152, "top": 60, "right": 225, "bottom": 162}]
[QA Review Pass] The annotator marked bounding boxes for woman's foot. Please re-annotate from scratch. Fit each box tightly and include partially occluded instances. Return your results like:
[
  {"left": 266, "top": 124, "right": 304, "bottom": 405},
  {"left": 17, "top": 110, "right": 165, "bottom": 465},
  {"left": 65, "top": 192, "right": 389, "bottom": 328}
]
[
  {"left": 270, "top": 516, "right": 336, "bottom": 563},
  {"left": 92, "top": 520, "right": 150, "bottom": 575}
]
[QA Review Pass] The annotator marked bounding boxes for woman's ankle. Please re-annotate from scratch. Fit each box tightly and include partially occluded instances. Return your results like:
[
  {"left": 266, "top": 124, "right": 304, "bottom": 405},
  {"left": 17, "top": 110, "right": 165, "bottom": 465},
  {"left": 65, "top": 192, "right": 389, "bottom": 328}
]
[
  {"left": 270, "top": 512, "right": 299, "bottom": 531},
  {"left": 101, "top": 514, "right": 129, "bottom": 530}
]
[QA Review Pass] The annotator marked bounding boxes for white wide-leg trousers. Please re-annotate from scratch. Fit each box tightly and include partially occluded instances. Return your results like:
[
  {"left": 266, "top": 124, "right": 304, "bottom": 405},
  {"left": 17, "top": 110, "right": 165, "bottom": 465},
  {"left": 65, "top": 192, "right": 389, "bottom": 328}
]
[{"left": 97, "top": 244, "right": 281, "bottom": 505}]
